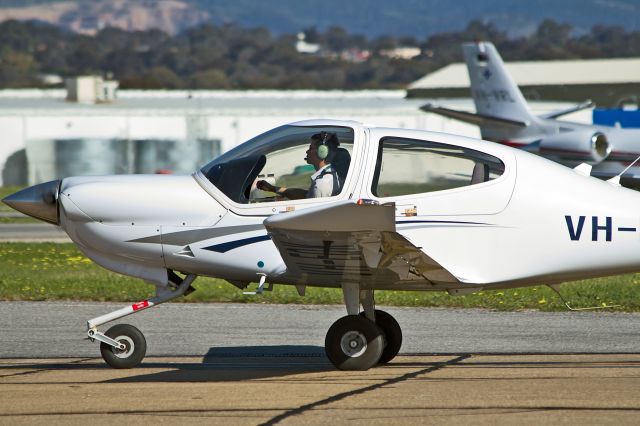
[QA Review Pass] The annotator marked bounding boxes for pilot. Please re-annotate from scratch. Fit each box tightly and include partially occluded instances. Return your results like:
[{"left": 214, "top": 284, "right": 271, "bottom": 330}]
[{"left": 257, "top": 132, "right": 342, "bottom": 199}]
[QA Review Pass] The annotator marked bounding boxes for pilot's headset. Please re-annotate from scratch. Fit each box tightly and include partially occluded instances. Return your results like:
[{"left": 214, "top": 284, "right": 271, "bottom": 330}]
[{"left": 316, "top": 131, "right": 332, "bottom": 160}]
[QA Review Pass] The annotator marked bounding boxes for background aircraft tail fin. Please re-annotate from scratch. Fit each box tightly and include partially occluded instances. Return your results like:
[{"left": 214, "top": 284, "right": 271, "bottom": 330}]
[{"left": 463, "top": 42, "right": 535, "bottom": 125}]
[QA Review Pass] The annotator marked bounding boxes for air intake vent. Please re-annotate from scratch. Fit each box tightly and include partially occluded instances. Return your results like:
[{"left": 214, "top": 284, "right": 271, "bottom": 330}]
[{"left": 176, "top": 246, "right": 195, "bottom": 257}]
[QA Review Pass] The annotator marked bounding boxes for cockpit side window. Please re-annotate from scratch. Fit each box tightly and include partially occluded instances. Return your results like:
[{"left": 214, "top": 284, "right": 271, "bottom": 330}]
[
  {"left": 201, "top": 125, "right": 354, "bottom": 204},
  {"left": 371, "top": 137, "right": 505, "bottom": 198}
]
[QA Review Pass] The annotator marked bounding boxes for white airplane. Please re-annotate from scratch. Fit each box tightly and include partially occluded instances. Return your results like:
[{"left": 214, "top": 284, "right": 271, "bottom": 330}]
[
  {"left": 421, "top": 41, "right": 640, "bottom": 186},
  {"left": 3, "top": 119, "right": 640, "bottom": 370}
]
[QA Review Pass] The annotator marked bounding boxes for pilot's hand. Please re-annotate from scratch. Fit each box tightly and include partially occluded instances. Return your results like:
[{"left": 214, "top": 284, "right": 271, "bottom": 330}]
[{"left": 257, "top": 180, "right": 275, "bottom": 192}]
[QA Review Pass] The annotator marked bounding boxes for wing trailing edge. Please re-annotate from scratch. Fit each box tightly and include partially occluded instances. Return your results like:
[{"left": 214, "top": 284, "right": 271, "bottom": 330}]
[{"left": 420, "top": 103, "right": 527, "bottom": 128}]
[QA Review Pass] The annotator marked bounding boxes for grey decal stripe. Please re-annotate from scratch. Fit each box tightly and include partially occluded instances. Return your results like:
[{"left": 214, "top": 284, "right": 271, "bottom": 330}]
[
  {"left": 129, "top": 224, "right": 265, "bottom": 245},
  {"left": 397, "top": 220, "right": 493, "bottom": 225},
  {"left": 131, "top": 221, "right": 491, "bottom": 246}
]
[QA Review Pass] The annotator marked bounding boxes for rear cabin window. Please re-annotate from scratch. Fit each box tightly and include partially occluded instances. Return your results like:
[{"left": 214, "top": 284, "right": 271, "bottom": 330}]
[{"left": 371, "top": 137, "right": 505, "bottom": 198}]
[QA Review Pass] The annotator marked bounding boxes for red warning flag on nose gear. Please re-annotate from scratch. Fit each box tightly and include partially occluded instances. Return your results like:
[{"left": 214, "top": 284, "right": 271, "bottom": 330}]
[{"left": 132, "top": 300, "right": 149, "bottom": 311}]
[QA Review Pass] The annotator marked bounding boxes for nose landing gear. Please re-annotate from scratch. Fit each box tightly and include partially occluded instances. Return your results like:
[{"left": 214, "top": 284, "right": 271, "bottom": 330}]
[{"left": 86, "top": 273, "right": 196, "bottom": 369}]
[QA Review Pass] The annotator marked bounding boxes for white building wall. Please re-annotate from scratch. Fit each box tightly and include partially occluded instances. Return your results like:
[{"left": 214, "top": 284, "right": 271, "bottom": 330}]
[
  {"left": 0, "top": 117, "right": 26, "bottom": 182},
  {"left": 128, "top": 116, "right": 186, "bottom": 140},
  {"left": 25, "top": 116, "right": 129, "bottom": 140},
  {"left": 0, "top": 91, "right": 595, "bottom": 186}
]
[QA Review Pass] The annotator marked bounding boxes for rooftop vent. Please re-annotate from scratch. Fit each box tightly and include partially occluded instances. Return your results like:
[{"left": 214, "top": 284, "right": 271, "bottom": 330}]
[{"left": 65, "top": 76, "right": 118, "bottom": 104}]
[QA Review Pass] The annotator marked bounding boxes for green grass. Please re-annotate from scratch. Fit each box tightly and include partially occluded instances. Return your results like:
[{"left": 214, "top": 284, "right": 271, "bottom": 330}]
[
  {"left": 0, "top": 217, "right": 40, "bottom": 224},
  {"left": 0, "top": 187, "right": 23, "bottom": 212},
  {"left": 0, "top": 187, "right": 41, "bottom": 223},
  {"left": 0, "top": 243, "right": 342, "bottom": 304},
  {"left": 1, "top": 242, "right": 640, "bottom": 311}
]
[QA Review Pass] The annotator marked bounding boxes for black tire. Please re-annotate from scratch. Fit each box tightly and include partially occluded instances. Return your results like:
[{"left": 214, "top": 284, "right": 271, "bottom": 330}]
[
  {"left": 363, "top": 310, "right": 402, "bottom": 364},
  {"left": 100, "top": 324, "right": 146, "bottom": 369},
  {"left": 325, "top": 315, "right": 384, "bottom": 370}
]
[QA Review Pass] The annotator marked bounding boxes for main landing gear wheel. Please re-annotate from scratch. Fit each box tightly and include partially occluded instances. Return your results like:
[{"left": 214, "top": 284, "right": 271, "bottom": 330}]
[
  {"left": 362, "top": 310, "right": 402, "bottom": 364},
  {"left": 99, "top": 324, "right": 146, "bottom": 369},
  {"left": 325, "top": 315, "right": 384, "bottom": 370}
]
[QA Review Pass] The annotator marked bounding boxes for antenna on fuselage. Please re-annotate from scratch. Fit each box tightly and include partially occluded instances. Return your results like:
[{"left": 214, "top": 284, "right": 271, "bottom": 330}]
[
  {"left": 548, "top": 284, "right": 620, "bottom": 311},
  {"left": 607, "top": 154, "right": 640, "bottom": 187}
]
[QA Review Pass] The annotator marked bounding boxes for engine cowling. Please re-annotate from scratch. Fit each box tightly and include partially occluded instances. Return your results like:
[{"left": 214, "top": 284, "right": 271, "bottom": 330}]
[{"left": 538, "top": 130, "right": 610, "bottom": 165}]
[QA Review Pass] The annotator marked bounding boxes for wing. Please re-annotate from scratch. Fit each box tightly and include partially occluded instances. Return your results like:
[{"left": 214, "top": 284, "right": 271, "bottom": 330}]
[
  {"left": 264, "top": 201, "right": 459, "bottom": 289},
  {"left": 539, "top": 100, "right": 594, "bottom": 119},
  {"left": 420, "top": 103, "right": 527, "bottom": 128}
]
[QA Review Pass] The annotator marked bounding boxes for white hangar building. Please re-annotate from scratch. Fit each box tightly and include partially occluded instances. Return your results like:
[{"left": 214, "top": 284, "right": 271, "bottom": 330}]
[
  {"left": 0, "top": 89, "right": 592, "bottom": 186},
  {"left": 407, "top": 57, "right": 640, "bottom": 106}
]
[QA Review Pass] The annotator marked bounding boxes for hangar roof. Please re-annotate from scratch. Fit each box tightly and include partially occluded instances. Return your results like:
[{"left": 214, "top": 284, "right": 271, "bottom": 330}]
[
  {"left": 0, "top": 89, "right": 425, "bottom": 116},
  {"left": 409, "top": 57, "right": 640, "bottom": 89}
]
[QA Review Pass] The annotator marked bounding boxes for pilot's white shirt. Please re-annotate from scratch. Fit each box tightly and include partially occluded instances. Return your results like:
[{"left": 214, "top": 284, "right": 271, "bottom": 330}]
[{"left": 306, "top": 164, "right": 335, "bottom": 198}]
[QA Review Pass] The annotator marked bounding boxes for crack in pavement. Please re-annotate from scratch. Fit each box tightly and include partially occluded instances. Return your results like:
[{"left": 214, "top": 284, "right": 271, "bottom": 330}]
[
  {"left": 258, "top": 354, "right": 471, "bottom": 426},
  {"left": 3, "top": 405, "right": 640, "bottom": 419},
  {"left": 0, "top": 358, "right": 94, "bottom": 379}
]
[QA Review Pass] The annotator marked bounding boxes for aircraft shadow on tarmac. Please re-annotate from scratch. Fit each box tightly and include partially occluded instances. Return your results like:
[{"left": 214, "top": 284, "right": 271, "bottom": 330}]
[
  {"left": 103, "top": 350, "right": 640, "bottom": 383},
  {"left": 105, "top": 345, "right": 333, "bottom": 383},
  {"left": 4, "top": 351, "right": 640, "bottom": 386}
]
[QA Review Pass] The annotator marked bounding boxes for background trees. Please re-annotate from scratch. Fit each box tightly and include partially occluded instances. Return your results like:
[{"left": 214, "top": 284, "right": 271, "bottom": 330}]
[{"left": 0, "top": 19, "right": 637, "bottom": 90}]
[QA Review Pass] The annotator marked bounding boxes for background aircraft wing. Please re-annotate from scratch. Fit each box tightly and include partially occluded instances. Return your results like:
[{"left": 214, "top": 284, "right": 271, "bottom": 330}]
[
  {"left": 539, "top": 100, "right": 594, "bottom": 120},
  {"left": 420, "top": 103, "right": 527, "bottom": 128},
  {"left": 264, "top": 201, "right": 459, "bottom": 286}
]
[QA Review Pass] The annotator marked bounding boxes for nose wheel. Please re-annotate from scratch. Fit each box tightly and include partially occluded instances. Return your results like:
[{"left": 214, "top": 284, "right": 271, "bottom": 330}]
[
  {"left": 99, "top": 324, "right": 146, "bottom": 369},
  {"left": 325, "top": 315, "right": 384, "bottom": 370}
]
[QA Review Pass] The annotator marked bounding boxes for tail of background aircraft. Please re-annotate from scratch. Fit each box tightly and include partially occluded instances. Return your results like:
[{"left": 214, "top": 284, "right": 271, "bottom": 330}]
[
  {"left": 420, "top": 41, "right": 612, "bottom": 167},
  {"left": 461, "top": 42, "right": 550, "bottom": 143},
  {"left": 462, "top": 42, "right": 535, "bottom": 125}
]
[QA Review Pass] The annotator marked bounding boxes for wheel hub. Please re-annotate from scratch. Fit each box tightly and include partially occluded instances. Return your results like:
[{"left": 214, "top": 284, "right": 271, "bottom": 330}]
[
  {"left": 112, "top": 335, "right": 135, "bottom": 359},
  {"left": 340, "top": 330, "right": 367, "bottom": 357}
]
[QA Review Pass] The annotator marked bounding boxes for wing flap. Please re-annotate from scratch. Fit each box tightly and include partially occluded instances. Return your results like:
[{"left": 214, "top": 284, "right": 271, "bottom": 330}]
[{"left": 264, "top": 202, "right": 459, "bottom": 286}]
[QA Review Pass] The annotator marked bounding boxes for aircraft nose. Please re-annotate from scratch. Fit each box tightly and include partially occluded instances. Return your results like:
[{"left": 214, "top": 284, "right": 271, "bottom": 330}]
[{"left": 2, "top": 180, "right": 61, "bottom": 225}]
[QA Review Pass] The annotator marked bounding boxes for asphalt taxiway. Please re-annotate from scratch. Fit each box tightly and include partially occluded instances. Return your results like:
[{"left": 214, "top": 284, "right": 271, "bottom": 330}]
[
  {"left": 2, "top": 354, "right": 639, "bottom": 425},
  {"left": 0, "top": 223, "right": 69, "bottom": 242},
  {"left": 3, "top": 302, "right": 640, "bottom": 357},
  {"left": 1, "top": 302, "right": 640, "bottom": 424}
]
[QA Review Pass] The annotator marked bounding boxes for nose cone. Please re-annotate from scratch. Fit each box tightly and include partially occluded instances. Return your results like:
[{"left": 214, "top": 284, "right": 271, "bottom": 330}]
[{"left": 2, "top": 180, "right": 60, "bottom": 225}]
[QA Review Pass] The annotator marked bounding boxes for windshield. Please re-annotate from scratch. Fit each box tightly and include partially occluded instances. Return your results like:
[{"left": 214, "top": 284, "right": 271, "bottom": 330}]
[{"left": 200, "top": 125, "right": 355, "bottom": 204}]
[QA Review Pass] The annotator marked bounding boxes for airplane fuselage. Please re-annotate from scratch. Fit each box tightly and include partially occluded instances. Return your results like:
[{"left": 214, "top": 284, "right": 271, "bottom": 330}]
[{"left": 46, "top": 122, "right": 640, "bottom": 293}]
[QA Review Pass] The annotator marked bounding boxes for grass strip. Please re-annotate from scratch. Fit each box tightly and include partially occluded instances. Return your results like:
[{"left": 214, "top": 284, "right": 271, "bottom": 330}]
[
  {"left": 0, "top": 187, "right": 23, "bottom": 212},
  {"left": 0, "top": 217, "right": 40, "bottom": 224},
  {"left": 1, "top": 242, "right": 639, "bottom": 311},
  {"left": 0, "top": 187, "right": 41, "bottom": 223}
]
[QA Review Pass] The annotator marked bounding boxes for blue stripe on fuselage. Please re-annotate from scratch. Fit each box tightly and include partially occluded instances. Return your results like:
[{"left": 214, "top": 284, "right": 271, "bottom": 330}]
[{"left": 202, "top": 235, "right": 271, "bottom": 253}]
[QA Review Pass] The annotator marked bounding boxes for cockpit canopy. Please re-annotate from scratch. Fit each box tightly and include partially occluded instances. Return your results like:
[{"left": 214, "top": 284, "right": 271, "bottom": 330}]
[{"left": 200, "top": 125, "right": 354, "bottom": 204}]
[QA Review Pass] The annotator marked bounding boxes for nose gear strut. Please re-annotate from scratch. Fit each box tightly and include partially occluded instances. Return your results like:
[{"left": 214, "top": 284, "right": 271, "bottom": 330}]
[{"left": 86, "top": 273, "right": 196, "bottom": 368}]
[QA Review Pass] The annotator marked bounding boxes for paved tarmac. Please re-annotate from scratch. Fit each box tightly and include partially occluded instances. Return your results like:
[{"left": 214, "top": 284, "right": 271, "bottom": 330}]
[
  {"left": 3, "top": 302, "right": 640, "bottom": 358},
  {"left": 0, "top": 223, "right": 69, "bottom": 242},
  {"left": 2, "top": 354, "right": 639, "bottom": 425},
  {"left": 1, "top": 302, "right": 640, "bottom": 424}
]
